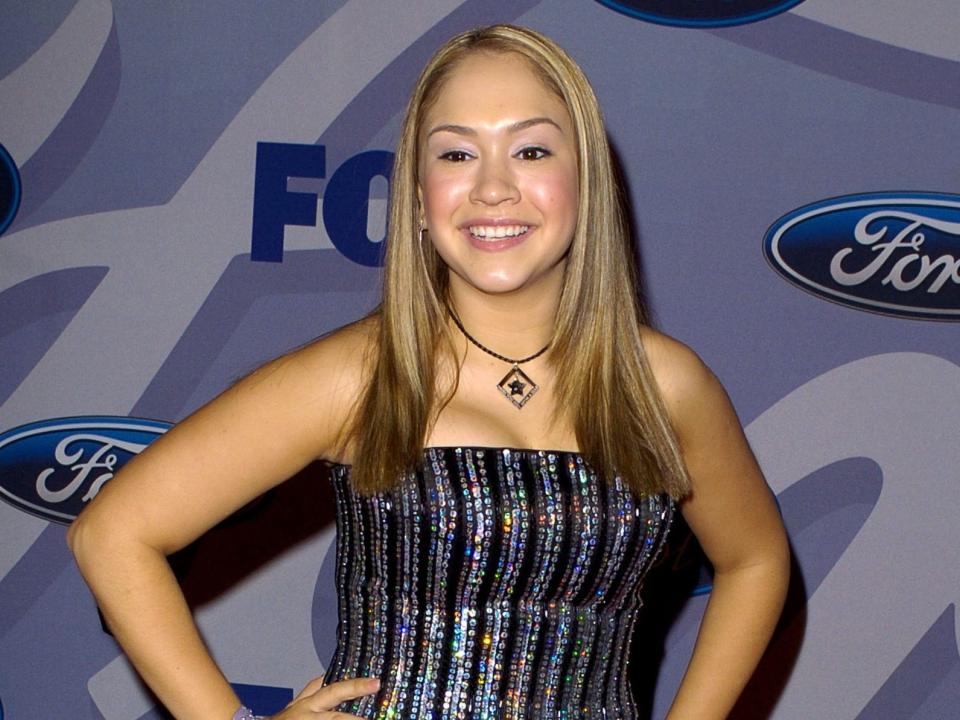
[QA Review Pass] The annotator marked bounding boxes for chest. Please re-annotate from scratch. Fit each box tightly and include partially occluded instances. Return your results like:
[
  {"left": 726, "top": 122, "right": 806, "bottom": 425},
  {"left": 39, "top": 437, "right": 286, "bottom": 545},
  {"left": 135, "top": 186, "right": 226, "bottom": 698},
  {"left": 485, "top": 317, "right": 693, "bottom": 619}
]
[{"left": 427, "top": 355, "right": 575, "bottom": 450}]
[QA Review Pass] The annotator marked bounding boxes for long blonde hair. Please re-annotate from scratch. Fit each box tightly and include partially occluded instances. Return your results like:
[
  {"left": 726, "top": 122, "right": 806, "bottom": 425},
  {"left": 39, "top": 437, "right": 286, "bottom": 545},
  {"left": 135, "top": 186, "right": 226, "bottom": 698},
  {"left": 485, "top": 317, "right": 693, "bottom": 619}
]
[{"left": 346, "top": 24, "right": 690, "bottom": 500}]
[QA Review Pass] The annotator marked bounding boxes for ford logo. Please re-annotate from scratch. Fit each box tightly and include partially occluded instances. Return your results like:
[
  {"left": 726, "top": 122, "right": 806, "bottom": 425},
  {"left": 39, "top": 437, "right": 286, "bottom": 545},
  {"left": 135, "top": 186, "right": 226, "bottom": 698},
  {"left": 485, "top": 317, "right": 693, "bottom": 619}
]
[
  {"left": 594, "top": 0, "right": 806, "bottom": 28},
  {"left": 0, "top": 416, "right": 171, "bottom": 524},
  {"left": 764, "top": 192, "right": 960, "bottom": 320},
  {"left": 0, "top": 143, "right": 21, "bottom": 236}
]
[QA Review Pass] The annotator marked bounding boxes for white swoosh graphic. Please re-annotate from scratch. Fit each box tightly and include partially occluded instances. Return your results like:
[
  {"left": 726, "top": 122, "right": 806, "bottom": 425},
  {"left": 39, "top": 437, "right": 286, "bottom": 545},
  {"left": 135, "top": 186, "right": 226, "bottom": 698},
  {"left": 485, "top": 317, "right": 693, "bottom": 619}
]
[
  {"left": 0, "top": 0, "right": 114, "bottom": 165},
  {"left": 792, "top": 0, "right": 960, "bottom": 63},
  {"left": 747, "top": 351, "right": 960, "bottom": 718}
]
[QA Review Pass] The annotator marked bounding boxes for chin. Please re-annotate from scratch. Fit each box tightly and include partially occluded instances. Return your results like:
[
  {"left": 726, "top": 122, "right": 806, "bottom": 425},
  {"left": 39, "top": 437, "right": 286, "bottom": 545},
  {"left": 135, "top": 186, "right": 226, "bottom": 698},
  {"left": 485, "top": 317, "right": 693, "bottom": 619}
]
[
  {"left": 460, "top": 271, "right": 543, "bottom": 297},
  {"left": 450, "top": 257, "right": 568, "bottom": 296}
]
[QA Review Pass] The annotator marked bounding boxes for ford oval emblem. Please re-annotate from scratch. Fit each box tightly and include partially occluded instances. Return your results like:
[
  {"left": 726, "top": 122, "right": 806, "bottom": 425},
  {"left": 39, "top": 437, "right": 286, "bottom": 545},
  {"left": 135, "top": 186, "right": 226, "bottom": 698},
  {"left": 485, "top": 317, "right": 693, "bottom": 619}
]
[
  {"left": 0, "top": 416, "right": 171, "bottom": 524},
  {"left": 0, "top": 143, "right": 21, "bottom": 236},
  {"left": 594, "top": 0, "right": 806, "bottom": 28},
  {"left": 763, "top": 192, "right": 960, "bottom": 320}
]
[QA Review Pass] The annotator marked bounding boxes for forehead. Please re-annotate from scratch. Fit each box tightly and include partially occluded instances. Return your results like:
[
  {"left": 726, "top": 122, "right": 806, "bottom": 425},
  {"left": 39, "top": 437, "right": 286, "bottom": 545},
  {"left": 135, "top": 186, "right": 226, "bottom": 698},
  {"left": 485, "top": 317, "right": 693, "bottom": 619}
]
[{"left": 421, "top": 51, "right": 570, "bottom": 128}]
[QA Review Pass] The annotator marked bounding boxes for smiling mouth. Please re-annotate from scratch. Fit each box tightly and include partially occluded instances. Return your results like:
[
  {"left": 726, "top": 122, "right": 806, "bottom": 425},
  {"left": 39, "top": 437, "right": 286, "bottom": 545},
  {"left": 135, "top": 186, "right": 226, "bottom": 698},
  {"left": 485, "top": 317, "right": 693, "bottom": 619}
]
[{"left": 467, "top": 224, "right": 530, "bottom": 240}]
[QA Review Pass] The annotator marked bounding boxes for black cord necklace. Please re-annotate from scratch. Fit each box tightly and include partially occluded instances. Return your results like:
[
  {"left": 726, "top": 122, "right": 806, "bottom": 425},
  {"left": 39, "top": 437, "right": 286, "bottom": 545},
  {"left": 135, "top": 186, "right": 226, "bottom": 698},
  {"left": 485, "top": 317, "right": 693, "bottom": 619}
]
[{"left": 448, "top": 309, "right": 549, "bottom": 409}]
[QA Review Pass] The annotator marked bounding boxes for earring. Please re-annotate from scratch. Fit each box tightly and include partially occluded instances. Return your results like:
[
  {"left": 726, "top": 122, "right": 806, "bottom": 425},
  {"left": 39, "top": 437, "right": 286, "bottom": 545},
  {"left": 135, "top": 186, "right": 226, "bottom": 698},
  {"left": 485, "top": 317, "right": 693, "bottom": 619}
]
[{"left": 418, "top": 223, "right": 426, "bottom": 246}]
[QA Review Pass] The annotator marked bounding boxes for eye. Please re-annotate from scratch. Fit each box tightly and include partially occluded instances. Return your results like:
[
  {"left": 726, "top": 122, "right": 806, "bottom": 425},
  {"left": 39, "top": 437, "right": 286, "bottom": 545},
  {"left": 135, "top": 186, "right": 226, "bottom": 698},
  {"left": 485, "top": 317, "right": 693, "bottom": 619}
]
[
  {"left": 438, "top": 150, "right": 472, "bottom": 162},
  {"left": 516, "top": 146, "right": 551, "bottom": 161}
]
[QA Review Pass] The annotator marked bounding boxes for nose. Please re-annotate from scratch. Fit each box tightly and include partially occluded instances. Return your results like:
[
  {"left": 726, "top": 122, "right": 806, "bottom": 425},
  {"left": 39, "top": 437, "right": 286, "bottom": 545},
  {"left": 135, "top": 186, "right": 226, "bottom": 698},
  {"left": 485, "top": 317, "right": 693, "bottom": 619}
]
[{"left": 469, "top": 156, "right": 519, "bottom": 205}]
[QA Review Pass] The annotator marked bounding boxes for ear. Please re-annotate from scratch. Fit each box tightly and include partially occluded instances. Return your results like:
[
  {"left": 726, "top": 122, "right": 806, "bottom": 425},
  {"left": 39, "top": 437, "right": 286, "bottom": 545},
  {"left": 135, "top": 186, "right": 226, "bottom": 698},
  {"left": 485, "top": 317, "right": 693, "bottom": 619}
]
[{"left": 416, "top": 184, "right": 425, "bottom": 228}]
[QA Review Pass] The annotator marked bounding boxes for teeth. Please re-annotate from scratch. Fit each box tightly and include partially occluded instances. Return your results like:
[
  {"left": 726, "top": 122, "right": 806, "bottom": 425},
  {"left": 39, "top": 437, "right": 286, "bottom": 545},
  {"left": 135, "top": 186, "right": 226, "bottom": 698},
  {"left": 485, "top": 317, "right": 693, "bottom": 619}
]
[{"left": 468, "top": 225, "right": 529, "bottom": 239}]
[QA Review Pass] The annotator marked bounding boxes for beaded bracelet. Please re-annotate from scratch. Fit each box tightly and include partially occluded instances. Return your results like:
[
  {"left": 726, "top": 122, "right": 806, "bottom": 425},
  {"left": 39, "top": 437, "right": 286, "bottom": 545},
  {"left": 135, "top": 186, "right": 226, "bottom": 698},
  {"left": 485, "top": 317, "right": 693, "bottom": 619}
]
[{"left": 232, "top": 706, "right": 261, "bottom": 720}]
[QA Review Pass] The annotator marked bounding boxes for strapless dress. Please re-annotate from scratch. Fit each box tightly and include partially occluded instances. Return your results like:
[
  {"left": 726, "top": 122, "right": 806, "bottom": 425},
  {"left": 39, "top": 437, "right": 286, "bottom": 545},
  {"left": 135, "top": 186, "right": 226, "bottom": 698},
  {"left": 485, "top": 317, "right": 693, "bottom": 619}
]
[{"left": 322, "top": 446, "right": 674, "bottom": 719}]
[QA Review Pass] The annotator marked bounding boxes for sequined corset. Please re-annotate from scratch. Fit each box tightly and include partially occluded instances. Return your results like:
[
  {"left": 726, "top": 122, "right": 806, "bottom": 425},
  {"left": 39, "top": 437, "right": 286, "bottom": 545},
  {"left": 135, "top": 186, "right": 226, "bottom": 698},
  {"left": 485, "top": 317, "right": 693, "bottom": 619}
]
[{"left": 323, "top": 447, "right": 674, "bottom": 719}]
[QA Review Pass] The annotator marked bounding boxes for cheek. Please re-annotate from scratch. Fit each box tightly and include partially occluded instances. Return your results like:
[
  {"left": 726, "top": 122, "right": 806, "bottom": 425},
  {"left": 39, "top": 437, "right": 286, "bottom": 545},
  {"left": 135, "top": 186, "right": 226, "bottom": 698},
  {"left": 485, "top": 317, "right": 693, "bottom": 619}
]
[
  {"left": 532, "top": 171, "right": 579, "bottom": 225},
  {"left": 420, "top": 173, "right": 465, "bottom": 224}
]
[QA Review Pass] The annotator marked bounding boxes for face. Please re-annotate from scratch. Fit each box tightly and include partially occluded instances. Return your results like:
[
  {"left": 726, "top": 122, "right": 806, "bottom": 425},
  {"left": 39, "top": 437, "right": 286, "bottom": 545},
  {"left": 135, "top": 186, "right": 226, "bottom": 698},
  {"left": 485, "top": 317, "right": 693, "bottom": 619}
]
[{"left": 417, "top": 51, "right": 579, "bottom": 299}]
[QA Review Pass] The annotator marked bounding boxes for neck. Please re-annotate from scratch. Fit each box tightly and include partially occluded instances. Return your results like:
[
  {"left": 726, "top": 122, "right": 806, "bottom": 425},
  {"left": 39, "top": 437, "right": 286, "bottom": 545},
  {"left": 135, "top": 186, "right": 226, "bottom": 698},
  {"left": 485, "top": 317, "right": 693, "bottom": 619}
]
[{"left": 445, "top": 271, "right": 562, "bottom": 359}]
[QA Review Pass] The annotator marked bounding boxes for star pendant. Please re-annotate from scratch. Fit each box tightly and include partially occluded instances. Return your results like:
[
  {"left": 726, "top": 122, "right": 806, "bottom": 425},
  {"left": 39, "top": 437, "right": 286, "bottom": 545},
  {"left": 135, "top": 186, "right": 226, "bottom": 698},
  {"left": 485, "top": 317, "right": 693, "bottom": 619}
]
[{"left": 497, "top": 364, "right": 539, "bottom": 409}]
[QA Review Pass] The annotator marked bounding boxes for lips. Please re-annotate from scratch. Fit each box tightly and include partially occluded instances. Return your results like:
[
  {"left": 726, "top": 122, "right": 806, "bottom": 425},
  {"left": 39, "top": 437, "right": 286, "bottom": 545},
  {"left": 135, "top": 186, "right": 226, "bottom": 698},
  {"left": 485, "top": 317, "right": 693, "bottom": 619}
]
[
  {"left": 459, "top": 219, "right": 535, "bottom": 251},
  {"left": 460, "top": 221, "right": 534, "bottom": 252},
  {"left": 467, "top": 224, "right": 530, "bottom": 239}
]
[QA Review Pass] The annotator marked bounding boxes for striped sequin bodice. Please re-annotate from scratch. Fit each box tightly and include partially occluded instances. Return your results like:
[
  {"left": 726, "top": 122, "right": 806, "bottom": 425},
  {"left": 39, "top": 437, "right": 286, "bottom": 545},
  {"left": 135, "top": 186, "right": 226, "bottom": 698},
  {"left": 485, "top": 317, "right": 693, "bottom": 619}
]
[{"left": 323, "top": 446, "right": 673, "bottom": 719}]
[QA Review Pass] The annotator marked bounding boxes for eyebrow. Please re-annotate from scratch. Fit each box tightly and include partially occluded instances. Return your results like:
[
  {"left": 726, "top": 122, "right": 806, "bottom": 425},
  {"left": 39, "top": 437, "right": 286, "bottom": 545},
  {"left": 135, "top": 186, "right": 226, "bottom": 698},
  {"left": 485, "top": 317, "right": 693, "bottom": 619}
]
[{"left": 426, "top": 116, "right": 563, "bottom": 138}]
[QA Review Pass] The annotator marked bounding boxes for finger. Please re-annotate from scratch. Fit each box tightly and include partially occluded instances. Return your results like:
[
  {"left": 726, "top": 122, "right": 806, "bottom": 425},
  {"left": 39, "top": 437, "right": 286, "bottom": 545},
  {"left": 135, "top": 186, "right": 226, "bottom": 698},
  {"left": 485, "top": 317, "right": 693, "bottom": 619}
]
[
  {"left": 308, "top": 677, "right": 380, "bottom": 711},
  {"left": 292, "top": 674, "right": 326, "bottom": 702}
]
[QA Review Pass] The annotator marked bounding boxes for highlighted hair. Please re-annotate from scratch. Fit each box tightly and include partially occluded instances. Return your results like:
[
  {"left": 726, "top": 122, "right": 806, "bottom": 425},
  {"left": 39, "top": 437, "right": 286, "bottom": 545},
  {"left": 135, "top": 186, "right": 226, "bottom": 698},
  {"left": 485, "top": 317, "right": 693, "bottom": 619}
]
[{"left": 346, "top": 25, "right": 690, "bottom": 500}]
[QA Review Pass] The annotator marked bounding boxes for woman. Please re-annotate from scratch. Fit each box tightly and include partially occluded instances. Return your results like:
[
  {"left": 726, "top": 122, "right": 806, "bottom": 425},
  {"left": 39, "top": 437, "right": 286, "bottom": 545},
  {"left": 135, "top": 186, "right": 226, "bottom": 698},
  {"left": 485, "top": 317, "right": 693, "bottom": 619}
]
[{"left": 69, "top": 25, "right": 789, "bottom": 720}]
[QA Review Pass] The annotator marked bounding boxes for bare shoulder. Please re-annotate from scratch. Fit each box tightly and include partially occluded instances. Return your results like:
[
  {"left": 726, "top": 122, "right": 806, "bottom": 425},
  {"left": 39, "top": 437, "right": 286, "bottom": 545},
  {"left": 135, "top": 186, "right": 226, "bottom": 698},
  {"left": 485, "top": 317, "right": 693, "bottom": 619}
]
[
  {"left": 271, "top": 315, "right": 376, "bottom": 396},
  {"left": 639, "top": 326, "right": 723, "bottom": 431},
  {"left": 240, "top": 314, "right": 378, "bottom": 458}
]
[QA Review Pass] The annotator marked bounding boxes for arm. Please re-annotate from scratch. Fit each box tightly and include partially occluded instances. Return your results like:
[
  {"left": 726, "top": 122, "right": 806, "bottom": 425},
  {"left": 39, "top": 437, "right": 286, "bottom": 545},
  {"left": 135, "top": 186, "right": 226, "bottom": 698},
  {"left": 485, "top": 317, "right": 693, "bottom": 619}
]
[
  {"left": 67, "top": 325, "right": 369, "bottom": 719},
  {"left": 644, "top": 332, "right": 790, "bottom": 719}
]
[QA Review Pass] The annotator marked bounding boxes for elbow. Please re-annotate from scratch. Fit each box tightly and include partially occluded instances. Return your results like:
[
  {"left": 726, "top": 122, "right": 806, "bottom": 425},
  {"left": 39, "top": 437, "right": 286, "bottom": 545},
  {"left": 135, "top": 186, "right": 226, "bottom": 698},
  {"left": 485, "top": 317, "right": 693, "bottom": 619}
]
[
  {"left": 771, "top": 527, "right": 792, "bottom": 589},
  {"left": 68, "top": 505, "right": 169, "bottom": 575},
  {"left": 66, "top": 506, "right": 129, "bottom": 570},
  {"left": 762, "top": 536, "right": 792, "bottom": 612},
  {"left": 65, "top": 509, "right": 85, "bottom": 552},
  {"left": 66, "top": 513, "right": 97, "bottom": 568},
  {"left": 66, "top": 497, "right": 103, "bottom": 554},
  {"left": 714, "top": 534, "right": 792, "bottom": 602},
  {"left": 752, "top": 521, "right": 792, "bottom": 593},
  {"left": 752, "top": 531, "right": 791, "bottom": 599},
  {"left": 65, "top": 519, "right": 78, "bottom": 553}
]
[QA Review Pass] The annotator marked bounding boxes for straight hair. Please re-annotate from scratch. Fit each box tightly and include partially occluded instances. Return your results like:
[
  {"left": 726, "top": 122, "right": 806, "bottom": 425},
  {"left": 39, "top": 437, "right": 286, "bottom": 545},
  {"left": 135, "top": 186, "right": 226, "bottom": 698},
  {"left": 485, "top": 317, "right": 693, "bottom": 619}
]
[{"left": 344, "top": 25, "right": 691, "bottom": 500}]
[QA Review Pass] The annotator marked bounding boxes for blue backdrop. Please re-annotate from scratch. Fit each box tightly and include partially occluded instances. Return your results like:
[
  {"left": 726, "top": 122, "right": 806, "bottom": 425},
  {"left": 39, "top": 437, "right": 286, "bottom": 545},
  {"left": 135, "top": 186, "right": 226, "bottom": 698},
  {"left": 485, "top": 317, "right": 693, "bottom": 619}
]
[{"left": 1, "top": 1, "right": 958, "bottom": 717}]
